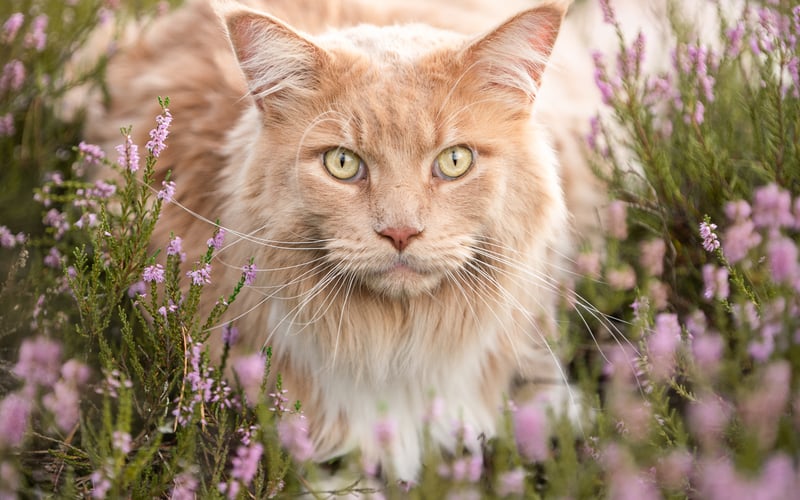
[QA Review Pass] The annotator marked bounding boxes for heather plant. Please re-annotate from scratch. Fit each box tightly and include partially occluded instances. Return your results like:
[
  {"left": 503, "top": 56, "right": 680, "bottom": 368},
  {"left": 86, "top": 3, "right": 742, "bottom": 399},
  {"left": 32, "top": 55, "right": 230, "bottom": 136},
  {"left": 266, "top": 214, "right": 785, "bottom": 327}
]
[{"left": 1, "top": 0, "right": 799, "bottom": 499}]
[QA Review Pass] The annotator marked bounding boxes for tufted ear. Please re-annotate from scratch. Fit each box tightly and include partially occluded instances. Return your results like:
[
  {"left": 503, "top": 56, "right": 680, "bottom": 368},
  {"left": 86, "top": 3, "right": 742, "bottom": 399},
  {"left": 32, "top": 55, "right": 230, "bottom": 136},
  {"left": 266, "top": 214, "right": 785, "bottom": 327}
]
[
  {"left": 464, "top": 4, "right": 566, "bottom": 103},
  {"left": 216, "top": 1, "right": 328, "bottom": 110}
]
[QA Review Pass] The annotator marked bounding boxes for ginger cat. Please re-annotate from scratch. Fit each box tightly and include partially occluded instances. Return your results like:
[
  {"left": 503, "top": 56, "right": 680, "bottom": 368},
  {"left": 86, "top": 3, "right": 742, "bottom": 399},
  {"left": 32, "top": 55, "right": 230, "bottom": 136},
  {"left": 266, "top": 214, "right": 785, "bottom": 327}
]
[{"left": 84, "top": 0, "right": 596, "bottom": 481}]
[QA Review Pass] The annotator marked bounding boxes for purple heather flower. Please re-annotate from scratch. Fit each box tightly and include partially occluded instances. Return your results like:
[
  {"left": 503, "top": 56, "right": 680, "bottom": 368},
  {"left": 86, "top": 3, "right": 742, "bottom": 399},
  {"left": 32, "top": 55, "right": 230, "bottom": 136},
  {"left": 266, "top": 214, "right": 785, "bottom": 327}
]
[
  {"left": 767, "top": 236, "right": 798, "bottom": 285},
  {"left": 242, "top": 263, "right": 257, "bottom": 286},
  {"left": 688, "top": 394, "right": 731, "bottom": 448},
  {"left": 699, "top": 221, "right": 720, "bottom": 252},
  {"left": 722, "top": 219, "right": 761, "bottom": 264},
  {"left": 0, "top": 59, "right": 25, "bottom": 93},
  {"left": 752, "top": 183, "right": 794, "bottom": 229},
  {"left": 232, "top": 353, "right": 265, "bottom": 406},
  {"left": 14, "top": 336, "right": 62, "bottom": 388},
  {"left": 692, "top": 101, "right": 705, "bottom": 125},
  {"left": 78, "top": 141, "right": 105, "bottom": 164},
  {"left": 0, "top": 112, "right": 14, "bottom": 137},
  {"left": 43, "top": 381, "right": 80, "bottom": 432},
  {"left": 61, "top": 359, "right": 91, "bottom": 386},
  {"left": 278, "top": 414, "right": 315, "bottom": 462},
  {"left": 726, "top": 22, "right": 746, "bottom": 58},
  {"left": 2, "top": 13, "right": 24, "bottom": 43},
  {"left": 170, "top": 471, "right": 198, "bottom": 500},
  {"left": 639, "top": 239, "right": 666, "bottom": 277},
  {"left": 598, "top": 0, "right": 616, "bottom": 25},
  {"left": 207, "top": 228, "right": 225, "bottom": 250},
  {"left": 186, "top": 263, "right": 211, "bottom": 286},
  {"left": 692, "top": 333, "right": 724, "bottom": 377},
  {"left": 167, "top": 236, "right": 186, "bottom": 262},
  {"left": 90, "top": 180, "right": 116, "bottom": 199},
  {"left": 606, "top": 200, "right": 628, "bottom": 240},
  {"left": 497, "top": 467, "right": 526, "bottom": 496},
  {"left": 656, "top": 449, "right": 693, "bottom": 491},
  {"left": 91, "top": 465, "right": 112, "bottom": 499},
  {"left": 142, "top": 263, "right": 165, "bottom": 284},
  {"left": 576, "top": 251, "right": 601, "bottom": 280},
  {"left": 222, "top": 324, "right": 240, "bottom": 346},
  {"left": 24, "top": 14, "right": 47, "bottom": 51},
  {"left": 702, "top": 264, "right": 729, "bottom": 301},
  {"left": 112, "top": 431, "right": 132, "bottom": 454},
  {"left": 740, "top": 362, "right": 790, "bottom": 448},
  {"left": 607, "top": 265, "right": 636, "bottom": 291},
  {"left": 513, "top": 404, "right": 548, "bottom": 462},
  {"left": 0, "top": 392, "right": 31, "bottom": 448},
  {"left": 157, "top": 180, "right": 176, "bottom": 202},
  {"left": 115, "top": 134, "right": 139, "bottom": 172},
  {"left": 592, "top": 51, "right": 617, "bottom": 105},
  {"left": 146, "top": 107, "right": 172, "bottom": 157},
  {"left": 127, "top": 280, "right": 147, "bottom": 298}
]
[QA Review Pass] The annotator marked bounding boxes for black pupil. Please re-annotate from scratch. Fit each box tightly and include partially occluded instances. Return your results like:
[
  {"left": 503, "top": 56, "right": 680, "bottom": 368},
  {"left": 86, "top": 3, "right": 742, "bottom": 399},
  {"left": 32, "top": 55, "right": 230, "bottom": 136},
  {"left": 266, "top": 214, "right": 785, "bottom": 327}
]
[{"left": 339, "top": 153, "right": 347, "bottom": 168}]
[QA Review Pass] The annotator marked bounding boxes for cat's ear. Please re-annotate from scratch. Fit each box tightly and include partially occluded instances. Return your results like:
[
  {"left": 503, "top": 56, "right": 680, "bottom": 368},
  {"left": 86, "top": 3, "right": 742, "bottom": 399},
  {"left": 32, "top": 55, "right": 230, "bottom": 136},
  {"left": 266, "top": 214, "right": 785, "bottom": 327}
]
[
  {"left": 464, "top": 3, "right": 566, "bottom": 104},
  {"left": 216, "top": 1, "right": 327, "bottom": 110}
]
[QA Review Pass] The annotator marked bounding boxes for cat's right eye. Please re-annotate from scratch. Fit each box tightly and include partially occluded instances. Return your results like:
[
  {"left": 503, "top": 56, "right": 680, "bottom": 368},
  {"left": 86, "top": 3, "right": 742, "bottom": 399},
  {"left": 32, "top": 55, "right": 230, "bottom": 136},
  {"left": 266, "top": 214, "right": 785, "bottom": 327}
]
[{"left": 323, "top": 147, "right": 365, "bottom": 182}]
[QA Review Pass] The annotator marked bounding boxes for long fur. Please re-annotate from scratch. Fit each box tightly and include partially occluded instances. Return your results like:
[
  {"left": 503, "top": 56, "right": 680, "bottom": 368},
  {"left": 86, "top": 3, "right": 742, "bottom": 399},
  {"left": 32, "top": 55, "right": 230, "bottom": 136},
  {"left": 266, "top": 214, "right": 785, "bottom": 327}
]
[{"left": 83, "top": 0, "right": 598, "bottom": 481}]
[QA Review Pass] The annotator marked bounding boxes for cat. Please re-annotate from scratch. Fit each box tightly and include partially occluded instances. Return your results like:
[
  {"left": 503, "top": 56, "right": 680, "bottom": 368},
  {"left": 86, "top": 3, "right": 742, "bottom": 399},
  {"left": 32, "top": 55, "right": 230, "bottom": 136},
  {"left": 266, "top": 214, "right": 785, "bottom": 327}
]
[{"left": 82, "top": 0, "right": 603, "bottom": 482}]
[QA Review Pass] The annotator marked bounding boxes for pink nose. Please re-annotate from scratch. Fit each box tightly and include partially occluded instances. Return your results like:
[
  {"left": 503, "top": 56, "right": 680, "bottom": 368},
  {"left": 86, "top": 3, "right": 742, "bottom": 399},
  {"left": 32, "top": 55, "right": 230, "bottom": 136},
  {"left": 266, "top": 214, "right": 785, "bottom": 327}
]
[{"left": 379, "top": 226, "right": 420, "bottom": 252}]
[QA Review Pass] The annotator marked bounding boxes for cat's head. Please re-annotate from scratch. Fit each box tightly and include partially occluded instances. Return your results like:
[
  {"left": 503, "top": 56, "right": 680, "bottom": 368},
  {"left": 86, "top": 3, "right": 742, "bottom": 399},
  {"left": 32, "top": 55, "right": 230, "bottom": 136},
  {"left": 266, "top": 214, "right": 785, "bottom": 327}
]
[{"left": 219, "top": 2, "right": 568, "bottom": 298}]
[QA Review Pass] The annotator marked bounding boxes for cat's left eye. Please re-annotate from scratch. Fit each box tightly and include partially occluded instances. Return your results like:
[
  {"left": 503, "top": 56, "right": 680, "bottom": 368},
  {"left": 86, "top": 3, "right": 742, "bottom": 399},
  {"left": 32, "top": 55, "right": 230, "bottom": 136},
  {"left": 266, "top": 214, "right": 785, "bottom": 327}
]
[{"left": 433, "top": 145, "right": 474, "bottom": 180}]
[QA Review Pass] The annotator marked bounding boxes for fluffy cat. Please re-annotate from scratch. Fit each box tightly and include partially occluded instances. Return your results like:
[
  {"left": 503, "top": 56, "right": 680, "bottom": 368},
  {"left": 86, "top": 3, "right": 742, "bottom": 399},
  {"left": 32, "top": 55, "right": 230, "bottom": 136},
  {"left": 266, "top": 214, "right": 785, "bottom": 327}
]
[{"left": 83, "top": 0, "right": 598, "bottom": 481}]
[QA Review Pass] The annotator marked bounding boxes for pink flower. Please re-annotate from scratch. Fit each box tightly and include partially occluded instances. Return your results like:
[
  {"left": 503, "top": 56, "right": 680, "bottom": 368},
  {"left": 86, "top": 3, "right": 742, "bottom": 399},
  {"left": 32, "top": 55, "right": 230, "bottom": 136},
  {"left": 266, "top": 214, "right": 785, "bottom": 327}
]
[
  {"left": 598, "top": 0, "right": 616, "bottom": 25},
  {"left": 222, "top": 324, "right": 239, "bottom": 346},
  {"left": 142, "top": 263, "right": 165, "bottom": 283},
  {"left": 157, "top": 180, "right": 176, "bottom": 202},
  {"left": 43, "top": 381, "right": 81, "bottom": 432},
  {"left": 170, "top": 471, "right": 198, "bottom": 500},
  {"left": 606, "top": 201, "right": 628, "bottom": 240},
  {"left": 699, "top": 221, "right": 720, "bottom": 252},
  {"left": 14, "top": 336, "right": 62, "bottom": 388},
  {"left": 513, "top": 404, "right": 548, "bottom": 462},
  {"left": 702, "top": 264, "right": 729, "bottom": 300},
  {"left": 0, "top": 112, "right": 14, "bottom": 137},
  {"left": 691, "top": 333, "right": 724, "bottom": 376},
  {"left": 115, "top": 134, "right": 139, "bottom": 172},
  {"left": 167, "top": 236, "right": 186, "bottom": 262},
  {"left": 722, "top": 220, "right": 761, "bottom": 264},
  {"left": 112, "top": 431, "right": 132, "bottom": 454},
  {"left": 0, "top": 60, "right": 25, "bottom": 93},
  {"left": 78, "top": 141, "right": 105, "bottom": 164},
  {"left": 576, "top": 251, "right": 601, "bottom": 279},
  {"left": 688, "top": 394, "right": 731, "bottom": 448},
  {"left": 232, "top": 353, "right": 265, "bottom": 406},
  {"left": 0, "top": 392, "right": 31, "bottom": 448},
  {"left": 767, "top": 236, "right": 798, "bottom": 285},
  {"left": 607, "top": 265, "right": 636, "bottom": 291},
  {"left": 146, "top": 107, "right": 172, "bottom": 157},
  {"left": 242, "top": 263, "right": 257, "bottom": 286},
  {"left": 639, "top": 239, "right": 666, "bottom": 277},
  {"left": 24, "top": 14, "right": 47, "bottom": 51},
  {"left": 740, "top": 362, "right": 791, "bottom": 448},
  {"left": 186, "top": 263, "right": 212, "bottom": 286},
  {"left": 496, "top": 467, "right": 526, "bottom": 496},
  {"left": 277, "top": 414, "right": 315, "bottom": 462},
  {"left": 752, "top": 183, "right": 794, "bottom": 229},
  {"left": 725, "top": 200, "right": 751, "bottom": 221},
  {"left": 207, "top": 228, "right": 225, "bottom": 250},
  {"left": 2, "top": 13, "right": 24, "bottom": 43},
  {"left": 231, "top": 442, "right": 263, "bottom": 487}
]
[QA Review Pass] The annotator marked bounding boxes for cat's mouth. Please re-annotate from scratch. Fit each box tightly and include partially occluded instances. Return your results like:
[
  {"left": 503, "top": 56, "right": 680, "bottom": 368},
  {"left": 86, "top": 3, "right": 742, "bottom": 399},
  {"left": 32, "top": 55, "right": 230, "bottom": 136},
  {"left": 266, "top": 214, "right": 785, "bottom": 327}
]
[{"left": 363, "top": 256, "right": 442, "bottom": 297}]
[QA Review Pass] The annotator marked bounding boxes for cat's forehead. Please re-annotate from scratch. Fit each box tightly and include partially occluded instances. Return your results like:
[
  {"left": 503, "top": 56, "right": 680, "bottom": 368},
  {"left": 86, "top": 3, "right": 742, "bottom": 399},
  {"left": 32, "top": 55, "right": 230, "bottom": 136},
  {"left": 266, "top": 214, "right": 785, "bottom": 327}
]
[{"left": 316, "top": 23, "right": 467, "bottom": 63}]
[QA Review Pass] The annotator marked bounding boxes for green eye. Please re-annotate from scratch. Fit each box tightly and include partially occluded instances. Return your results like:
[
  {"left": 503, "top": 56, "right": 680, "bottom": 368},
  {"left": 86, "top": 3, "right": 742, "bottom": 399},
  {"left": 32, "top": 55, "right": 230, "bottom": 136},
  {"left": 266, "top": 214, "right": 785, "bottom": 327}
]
[
  {"left": 434, "top": 145, "right": 474, "bottom": 179},
  {"left": 323, "top": 148, "right": 364, "bottom": 181}
]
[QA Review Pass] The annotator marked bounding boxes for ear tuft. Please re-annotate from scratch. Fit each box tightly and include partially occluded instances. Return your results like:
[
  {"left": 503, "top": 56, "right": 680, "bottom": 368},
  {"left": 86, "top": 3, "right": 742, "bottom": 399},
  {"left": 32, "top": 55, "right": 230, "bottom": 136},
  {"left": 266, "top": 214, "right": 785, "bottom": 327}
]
[
  {"left": 466, "top": 4, "right": 566, "bottom": 102},
  {"left": 215, "top": 0, "right": 325, "bottom": 103}
]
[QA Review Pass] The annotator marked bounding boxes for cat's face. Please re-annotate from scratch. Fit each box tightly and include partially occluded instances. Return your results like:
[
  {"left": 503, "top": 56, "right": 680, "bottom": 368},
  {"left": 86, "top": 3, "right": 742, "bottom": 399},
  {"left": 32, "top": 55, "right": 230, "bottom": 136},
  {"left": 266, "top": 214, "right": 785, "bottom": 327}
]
[{"left": 222, "top": 5, "right": 566, "bottom": 298}]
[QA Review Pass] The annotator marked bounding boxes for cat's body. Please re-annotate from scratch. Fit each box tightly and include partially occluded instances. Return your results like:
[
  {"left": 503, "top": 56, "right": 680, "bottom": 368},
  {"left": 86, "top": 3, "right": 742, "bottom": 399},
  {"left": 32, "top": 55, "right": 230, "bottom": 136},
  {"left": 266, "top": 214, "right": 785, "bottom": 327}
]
[{"left": 83, "top": 0, "right": 600, "bottom": 480}]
